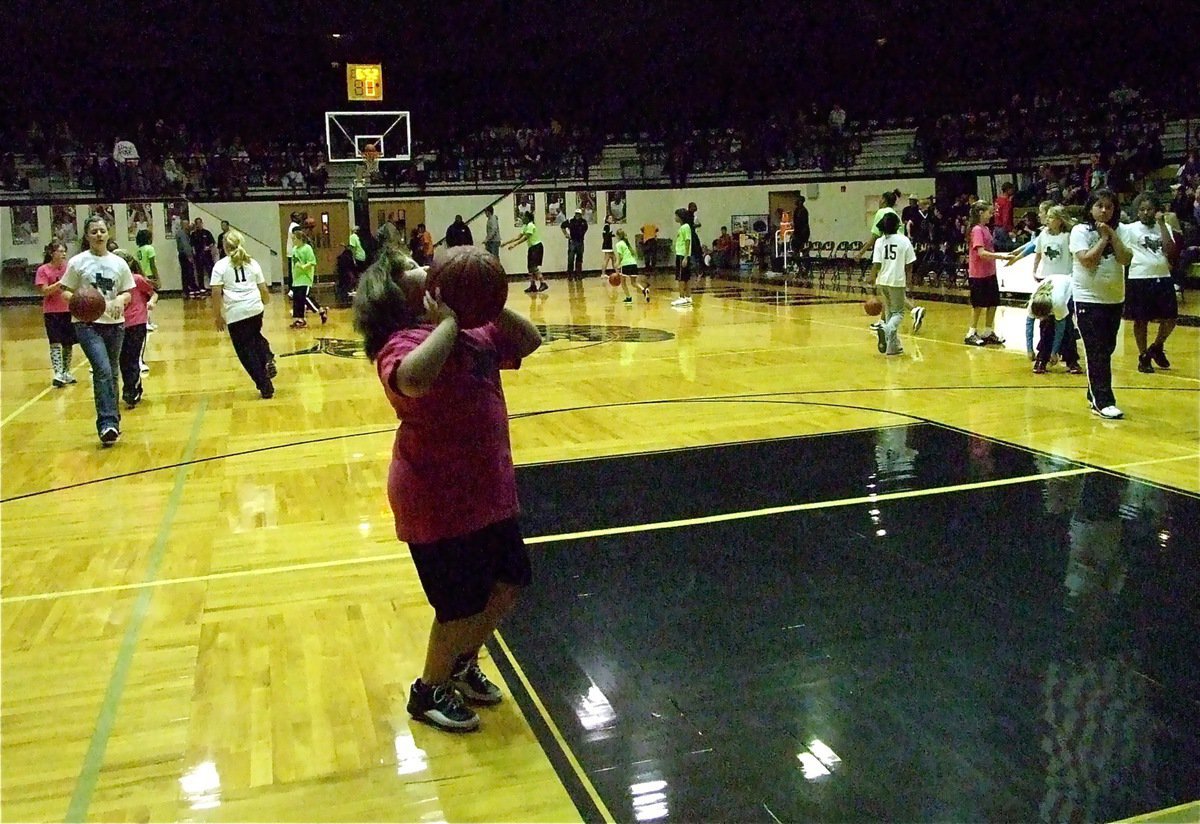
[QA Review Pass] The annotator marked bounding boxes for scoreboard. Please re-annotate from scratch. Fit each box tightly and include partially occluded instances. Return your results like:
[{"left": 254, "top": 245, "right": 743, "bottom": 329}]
[{"left": 346, "top": 64, "right": 383, "bottom": 101}]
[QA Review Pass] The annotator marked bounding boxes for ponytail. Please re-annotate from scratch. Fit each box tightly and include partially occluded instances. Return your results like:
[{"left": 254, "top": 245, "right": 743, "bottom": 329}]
[{"left": 223, "top": 229, "right": 253, "bottom": 268}]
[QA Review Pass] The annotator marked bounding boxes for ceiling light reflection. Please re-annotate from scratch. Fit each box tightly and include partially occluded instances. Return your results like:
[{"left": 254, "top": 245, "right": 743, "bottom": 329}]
[
  {"left": 394, "top": 732, "right": 428, "bottom": 776},
  {"left": 573, "top": 683, "right": 617, "bottom": 732},
  {"left": 179, "top": 760, "right": 221, "bottom": 810},
  {"left": 797, "top": 751, "right": 831, "bottom": 780},
  {"left": 631, "top": 777, "right": 669, "bottom": 821}
]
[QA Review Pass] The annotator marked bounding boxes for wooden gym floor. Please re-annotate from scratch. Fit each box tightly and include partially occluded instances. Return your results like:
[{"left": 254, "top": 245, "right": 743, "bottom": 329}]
[{"left": 1, "top": 272, "right": 1197, "bottom": 822}]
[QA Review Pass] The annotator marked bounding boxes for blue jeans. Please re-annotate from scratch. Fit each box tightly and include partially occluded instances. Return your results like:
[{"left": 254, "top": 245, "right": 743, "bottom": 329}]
[
  {"left": 567, "top": 240, "right": 584, "bottom": 275},
  {"left": 74, "top": 322, "right": 124, "bottom": 434}
]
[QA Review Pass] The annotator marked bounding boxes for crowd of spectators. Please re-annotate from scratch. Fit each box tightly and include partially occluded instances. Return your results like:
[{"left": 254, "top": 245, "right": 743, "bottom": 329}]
[
  {"left": 910, "top": 86, "right": 1167, "bottom": 182},
  {"left": 1, "top": 119, "right": 331, "bottom": 198},
  {"left": 639, "top": 104, "right": 863, "bottom": 183}
]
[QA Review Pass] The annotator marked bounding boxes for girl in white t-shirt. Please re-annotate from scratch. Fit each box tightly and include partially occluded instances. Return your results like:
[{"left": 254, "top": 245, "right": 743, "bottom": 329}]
[
  {"left": 1027, "top": 206, "right": 1077, "bottom": 371},
  {"left": 211, "top": 230, "right": 276, "bottom": 399},
  {"left": 1069, "top": 188, "right": 1132, "bottom": 419},
  {"left": 869, "top": 212, "right": 916, "bottom": 356},
  {"left": 59, "top": 214, "right": 135, "bottom": 446},
  {"left": 1118, "top": 192, "right": 1178, "bottom": 373}
]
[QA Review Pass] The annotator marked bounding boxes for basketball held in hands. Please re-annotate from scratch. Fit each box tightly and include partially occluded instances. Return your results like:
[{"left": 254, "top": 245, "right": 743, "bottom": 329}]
[
  {"left": 425, "top": 246, "right": 508, "bottom": 329},
  {"left": 70, "top": 285, "right": 108, "bottom": 323}
]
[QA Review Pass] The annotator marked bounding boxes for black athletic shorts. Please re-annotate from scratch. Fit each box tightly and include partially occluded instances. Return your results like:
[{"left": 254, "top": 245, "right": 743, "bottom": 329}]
[
  {"left": 675, "top": 254, "right": 692, "bottom": 283},
  {"left": 622, "top": 264, "right": 638, "bottom": 276},
  {"left": 1123, "top": 277, "right": 1178, "bottom": 321},
  {"left": 969, "top": 275, "right": 1000, "bottom": 308},
  {"left": 527, "top": 243, "right": 544, "bottom": 272},
  {"left": 43, "top": 311, "right": 76, "bottom": 345},
  {"left": 408, "top": 517, "right": 532, "bottom": 623}
]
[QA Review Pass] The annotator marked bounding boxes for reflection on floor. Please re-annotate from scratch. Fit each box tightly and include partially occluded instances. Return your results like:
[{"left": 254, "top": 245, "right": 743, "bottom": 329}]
[{"left": 498, "top": 425, "right": 1200, "bottom": 823}]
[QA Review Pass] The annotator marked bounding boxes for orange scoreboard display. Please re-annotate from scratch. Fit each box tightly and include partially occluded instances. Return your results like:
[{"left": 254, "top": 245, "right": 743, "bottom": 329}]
[{"left": 346, "top": 64, "right": 383, "bottom": 101}]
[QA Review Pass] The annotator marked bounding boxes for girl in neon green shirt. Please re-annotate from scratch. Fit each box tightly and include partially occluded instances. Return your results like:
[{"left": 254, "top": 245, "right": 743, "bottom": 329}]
[
  {"left": 614, "top": 228, "right": 649, "bottom": 303},
  {"left": 289, "top": 228, "right": 327, "bottom": 327}
]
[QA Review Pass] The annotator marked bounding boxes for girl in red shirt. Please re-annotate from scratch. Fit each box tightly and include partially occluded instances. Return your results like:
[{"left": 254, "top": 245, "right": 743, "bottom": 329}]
[{"left": 34, "top": 240, "right": 78, "bottom": 387}]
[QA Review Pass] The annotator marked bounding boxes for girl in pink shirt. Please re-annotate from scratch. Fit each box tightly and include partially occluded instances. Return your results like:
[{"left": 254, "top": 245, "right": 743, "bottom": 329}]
[
  {"left": 34, "top": 240, "right": 78, "bottom": 387},
  {"left": 965, "top": 201, "right": 1010, "bottom": 345},
  {"left": 114, "top": 251, "right": 157, "bottom": 408},
  {"left": 356, "top": 245, "right": 543, "bottom": 733}
]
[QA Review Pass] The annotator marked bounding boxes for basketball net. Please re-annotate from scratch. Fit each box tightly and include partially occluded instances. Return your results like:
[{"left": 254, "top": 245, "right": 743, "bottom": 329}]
[{"left": 358, "top": 145, "right": 380, "bottom": 185}]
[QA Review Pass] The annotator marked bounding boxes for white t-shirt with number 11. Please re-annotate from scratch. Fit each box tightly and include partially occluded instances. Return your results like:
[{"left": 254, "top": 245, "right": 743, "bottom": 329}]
[
  {"left": 872, "top": 233, "right": 916, "bottom": 288},
  {"left": 211, "top": 256, "right": 266, "bottom": 323}
]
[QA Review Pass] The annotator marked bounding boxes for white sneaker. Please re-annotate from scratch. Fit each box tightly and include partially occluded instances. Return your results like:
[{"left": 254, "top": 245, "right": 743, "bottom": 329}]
[
  {"left": 147, "top": 323, "right": 158, "bottom": 332},
  {"left": 63, "top": 372, "right": 78, "bottom": 385},
  {"left": 911, "top": 306, "right": 925, "bottom": 333},
  {"left": 1092, "top": 404, "right": 1124, "bottom": 420},
  {"left": 140, "top": 361, "right": 150, "bottom": 374},
  {"left": 670, "top": 296, "right": 692, "bottom": 306}
]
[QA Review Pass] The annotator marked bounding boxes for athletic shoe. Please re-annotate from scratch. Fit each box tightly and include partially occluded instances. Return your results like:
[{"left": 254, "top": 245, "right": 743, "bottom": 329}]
[
  {"left": 260, "top": 381, "right": 274, "bottom": 400},
  {"left": 1066, "top": 363, "right": 1084, "bottom": 375},
  {"left": 964, "top": 333, "right": 985, "bottom": 346},
  {"left": 319, "top": 307, "right": 329, "bottom": 325},
  {"left": 886, "top": 348, "right": 904, "bottom": 356},
  {"left": 911, "top": 306, "right": 925, "bottom": 333},
  {"left": 451, "top": 658, "right": 503, "bottom": 706},
  {"left": 286, "top": 290, "right": 294, "bottom": 299},
  {"left": 523, "top": 284, "right": 537, "bottom": 293},
  {"left": 623, "top": 296, "right": 633, "bottom": 303},
  {"left": 1033, "top": 361, "right": 1047, "bottom": 374},
  {"left": 1092, "top": 404, "right": 1124, "bottom": 420},
  {"left": 62, "top": 372, "right": 77, "bottom": 385},
  {"left": 99, "top": 427, "right": 120, "bottom": 446},
  {"left": 407, "top": 680, "right": 479, "bottom": 732},
  {"left": 643, "top": 287, "right": 651, "bottom": 302},
  {"left": 52, "top": 374, "right": 66, "bottom": 388},
  {"left": 140, "top": 361, "right": 150, "bottom": 374},
  {"left": 290, "top": 319, "right": 307, "bottom": 328},
  {"left": 670, "top": 296, "right": 692, "bottom": 306},
  {"left": 146, "top": 322, "right": 157, "bottom": 332},
  {"left": 981, "top": 333, "right": 1004, "bottom": 346},
  {"left": 869, "top": 320, "right": 884, "bottom": 331},
  {"left": 1148, "top": 343, "right": 1170, "bottom": 369},
  {"left": 125, "top": 389, "right": 142, "bottom": 409},
  {"left": 875, "top": 326, "right": 887, "bottom": 353},
  {"left": 537, "top": 282, "right": 548, "bottom": 292},
  {"left": 266, "top": 359, "right": 277, "bottom": 379},
  {"left": 1137, "top": 352, "right": 1154, "bottom": 374}
]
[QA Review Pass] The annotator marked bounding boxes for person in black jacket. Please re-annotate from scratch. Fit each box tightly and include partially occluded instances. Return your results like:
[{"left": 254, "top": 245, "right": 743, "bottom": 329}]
[
  {"left": 445, "top": 215, "right": 473, "bottom": 248},
  {"left": 562, "top": 208, "right": 588, "bottom": 278}
]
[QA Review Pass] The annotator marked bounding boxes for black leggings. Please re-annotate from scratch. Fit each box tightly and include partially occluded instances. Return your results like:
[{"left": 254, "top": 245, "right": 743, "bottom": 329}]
[
  {"left": 228, "top": 312, "right": 274, "bottom": 390},
  {"left": 291, "top": 285, "right": 322, "bottom": 319},
  {"left": 118, "top": 323, "right": 146, "bottom": 403},
  {"left": 1075, "top": 301, "right": 1123, "bottom": 409}
]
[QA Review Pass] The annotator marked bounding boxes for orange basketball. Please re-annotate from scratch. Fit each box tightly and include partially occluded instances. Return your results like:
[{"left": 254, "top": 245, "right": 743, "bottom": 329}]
[
  {"left": 425, "top": 246, "right": 508, "bottom": 329},
  {"left": 69, "top": 285, "right": 108, "bottom": 323},
  {"left": 608, "top": 272, "right": 622, "bottom": 286},
  {"left": 864, "top": 296, "right": 883, "bottom": 316}
]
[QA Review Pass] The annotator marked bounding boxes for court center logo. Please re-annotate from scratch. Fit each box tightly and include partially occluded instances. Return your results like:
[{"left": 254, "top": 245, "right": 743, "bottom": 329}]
[{"left": 280, "top": 325, "right": 674, "bottom": 360}]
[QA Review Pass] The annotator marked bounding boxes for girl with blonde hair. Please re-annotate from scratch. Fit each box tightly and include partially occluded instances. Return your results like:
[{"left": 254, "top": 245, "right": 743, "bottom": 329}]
[{"left": 211, "top": 230, "right": 276, "bottom": 398}]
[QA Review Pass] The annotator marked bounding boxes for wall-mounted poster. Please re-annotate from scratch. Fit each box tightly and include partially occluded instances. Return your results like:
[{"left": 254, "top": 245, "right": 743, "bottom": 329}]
[
  {"left": 545, "top": 192, "right": 568, "bottom": 226},
  {"left": 9, "top": 206, "right": 38, "bottom": 245},
  {"left": 730, "top": 214, "right": 769, "bottom": 235},
  {"left": 513, "top": 192, "right": 536, "bottom": 226},
  {"left": 127, "top": 202, "right": 152, "bottom": 241},
  {"left": 53, "top": 205, "right": 78, "bottom": 244},
  {"left": 575, "top": 191, "right": 597, "bottom": 224},
  {"left": 605, "top": 191, "right": 627, "bottom": 224},
  {"left": 90, "top": 204, "right": 117, "bottom": 234},
  {"left": 164, "top": 200, "right": 188, "bottom": 236}
]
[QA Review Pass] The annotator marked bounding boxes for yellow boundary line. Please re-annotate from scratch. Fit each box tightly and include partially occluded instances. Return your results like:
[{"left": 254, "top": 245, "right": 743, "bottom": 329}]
[
  {"left": 1, "top": 466, "right": 1094, "bottom": 604},
  {"left": 1113, "top": 800, "right": 1200, "bottom": 823},
  {"left": 493, "top": 630, "right": 616, "bottom": 824},
  {"left": 0, "top": 386, "right": 53, "bottom": 428}
]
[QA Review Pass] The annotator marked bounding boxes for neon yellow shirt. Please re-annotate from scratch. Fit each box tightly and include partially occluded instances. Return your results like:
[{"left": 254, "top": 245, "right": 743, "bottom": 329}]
[
  {"left": 292, "top": 243, "right": 316, "bottom": 286},
  {"left": 615, "top": 239, "right": 637, "bottom": 268},
  {"left": 522, "top": 221, "right": 541, "bottom": 246},
  {"left": 674, "top": 223, "right": 692, "bottom": 257}
]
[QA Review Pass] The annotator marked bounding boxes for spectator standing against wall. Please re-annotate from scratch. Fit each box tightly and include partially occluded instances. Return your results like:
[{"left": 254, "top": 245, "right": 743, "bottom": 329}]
[
  {"left": 483, "top": 206, "right": 501, "bottom": 258},
  {"left": 641, "top": 221, "right": 659, "bottom": 269},
  {"left": 190, "top": 218, "right": 216, "bottom": 294},
  {"left": 563, "top": 208, "right": 588, "bottom": 278},
  {"left": 446, "top": 215, "right": 473, "bottom": 248},
  {"left": 994, "top": 182, "right": 1015, "bottom": 234},
  {"left": 285, "top": 211, "right": 301, "bottom": 293},
  {"left": 175, "top": 217, "right": 202, "bottom": 298}
]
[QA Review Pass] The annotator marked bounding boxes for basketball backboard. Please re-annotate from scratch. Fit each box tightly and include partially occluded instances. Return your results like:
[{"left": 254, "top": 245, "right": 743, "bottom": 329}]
[{"left": 325, "top": 111, "right": 411, "bottom": 162}]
